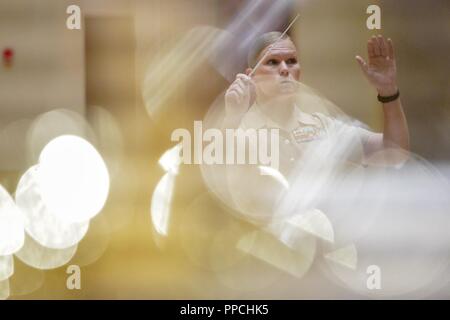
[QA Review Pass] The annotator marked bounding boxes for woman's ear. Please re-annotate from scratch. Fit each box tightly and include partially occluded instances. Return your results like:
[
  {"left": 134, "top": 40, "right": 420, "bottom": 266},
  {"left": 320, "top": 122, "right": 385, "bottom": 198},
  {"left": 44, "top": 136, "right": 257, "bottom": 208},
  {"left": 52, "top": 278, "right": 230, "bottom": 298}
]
[{"left": 245, "top": 68, "right": 252, "bottom": 76}]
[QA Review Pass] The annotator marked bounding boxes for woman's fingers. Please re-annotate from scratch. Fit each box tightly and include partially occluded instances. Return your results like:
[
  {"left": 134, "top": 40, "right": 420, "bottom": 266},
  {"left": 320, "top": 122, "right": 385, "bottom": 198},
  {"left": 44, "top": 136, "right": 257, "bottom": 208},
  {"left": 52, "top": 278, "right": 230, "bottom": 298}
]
[
  {"left": 371, "top": 35, "right": 381, "bottom": 56},
  {"left": 368, "top": 40, "right": 376, "bottom": 58},
  {"left": 378, "top": 35, "right": 388, "bottom": 57},
  {"left": 234, "top": 79, "right": 247, "bottom": 92},
  {"left": 225, "top": 72, "right": 255, "bottom": 111},
  {"left": 236, "top": 73, "right": 251, "bottom": 82},
  {"left": 355, "top": 55, "right": 369, "bottom": 77},
  {"left": 229, "top": 85, "right": 244, "bottom": 98},
  {"left": 368, "top": 35, "right": 395, "bottom": 60},
  {"left": 387, "top": 38, "right": 395, "bottom": 60},
  {"left": 231, "top": 73, "right": 252, "bottom": 98}
]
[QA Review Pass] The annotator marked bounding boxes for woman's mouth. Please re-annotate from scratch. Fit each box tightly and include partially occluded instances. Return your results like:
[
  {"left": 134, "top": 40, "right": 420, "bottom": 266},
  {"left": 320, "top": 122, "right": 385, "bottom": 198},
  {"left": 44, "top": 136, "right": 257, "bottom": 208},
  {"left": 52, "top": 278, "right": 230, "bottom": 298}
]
[{"left": 279, "top": 79, "right": 295, "bottom": 85}]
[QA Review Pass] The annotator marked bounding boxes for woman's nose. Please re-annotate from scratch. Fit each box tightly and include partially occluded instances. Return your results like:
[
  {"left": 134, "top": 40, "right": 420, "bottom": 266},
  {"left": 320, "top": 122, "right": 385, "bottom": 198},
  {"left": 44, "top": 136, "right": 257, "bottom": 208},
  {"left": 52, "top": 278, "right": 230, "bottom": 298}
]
[{"left": 279, "top": 61, "right": 289, "bottom": 76}]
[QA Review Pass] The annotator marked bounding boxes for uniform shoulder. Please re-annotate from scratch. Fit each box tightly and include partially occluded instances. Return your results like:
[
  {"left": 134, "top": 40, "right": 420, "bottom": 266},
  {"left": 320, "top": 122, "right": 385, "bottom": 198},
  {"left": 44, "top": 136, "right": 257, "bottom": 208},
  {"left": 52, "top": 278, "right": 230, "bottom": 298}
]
[{"left": 309, "top": 111, "right": 335, "bottom": 128}]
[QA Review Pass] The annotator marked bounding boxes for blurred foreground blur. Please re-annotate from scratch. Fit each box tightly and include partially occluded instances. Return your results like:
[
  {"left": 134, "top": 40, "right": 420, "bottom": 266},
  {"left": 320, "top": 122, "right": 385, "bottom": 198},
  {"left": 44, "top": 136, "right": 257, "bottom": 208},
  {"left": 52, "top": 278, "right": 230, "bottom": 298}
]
[{"left": 0, "top": 0, "right": 449, "bottom": 299}]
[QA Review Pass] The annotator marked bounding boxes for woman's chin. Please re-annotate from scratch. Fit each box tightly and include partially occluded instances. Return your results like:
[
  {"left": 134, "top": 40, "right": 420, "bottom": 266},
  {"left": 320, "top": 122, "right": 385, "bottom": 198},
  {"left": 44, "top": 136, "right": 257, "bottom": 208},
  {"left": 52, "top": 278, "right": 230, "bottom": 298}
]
[{"left": 278, "top": 87, "right": 297, "bottom": 98}]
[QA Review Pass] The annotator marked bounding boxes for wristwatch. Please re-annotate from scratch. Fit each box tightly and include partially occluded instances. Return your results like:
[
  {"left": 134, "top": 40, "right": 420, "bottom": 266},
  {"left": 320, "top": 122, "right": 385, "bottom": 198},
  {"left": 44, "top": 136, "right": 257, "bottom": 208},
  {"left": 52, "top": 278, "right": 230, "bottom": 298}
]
[{"left": 377, "top": 90, "right": 400, "bottom": 103}]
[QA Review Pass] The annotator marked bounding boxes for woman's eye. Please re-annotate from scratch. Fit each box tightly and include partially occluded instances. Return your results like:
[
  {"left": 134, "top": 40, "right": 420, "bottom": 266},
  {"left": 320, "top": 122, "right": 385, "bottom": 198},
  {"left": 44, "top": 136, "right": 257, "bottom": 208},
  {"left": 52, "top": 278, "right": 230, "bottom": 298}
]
[
  {"left": 286, "top": 58, "right": 297, "bottom": 65},
  {"left": 266, "top": 59, "right": 279, "bottom": 66}
]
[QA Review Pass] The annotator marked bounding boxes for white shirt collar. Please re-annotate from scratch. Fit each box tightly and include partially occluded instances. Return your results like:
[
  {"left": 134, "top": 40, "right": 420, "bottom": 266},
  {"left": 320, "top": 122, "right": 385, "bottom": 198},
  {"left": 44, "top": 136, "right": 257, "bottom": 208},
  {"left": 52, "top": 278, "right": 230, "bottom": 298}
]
[{"left": 240, "top": 103, "right": 320, "bottom": 131}]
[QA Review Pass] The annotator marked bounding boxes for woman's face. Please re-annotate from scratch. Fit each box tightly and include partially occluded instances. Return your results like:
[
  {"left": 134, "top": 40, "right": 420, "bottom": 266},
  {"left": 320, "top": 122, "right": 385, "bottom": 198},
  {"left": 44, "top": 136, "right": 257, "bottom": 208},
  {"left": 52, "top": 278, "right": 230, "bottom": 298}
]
[{"left": 250, "top": 38, "right": 301, "bottom": 101}]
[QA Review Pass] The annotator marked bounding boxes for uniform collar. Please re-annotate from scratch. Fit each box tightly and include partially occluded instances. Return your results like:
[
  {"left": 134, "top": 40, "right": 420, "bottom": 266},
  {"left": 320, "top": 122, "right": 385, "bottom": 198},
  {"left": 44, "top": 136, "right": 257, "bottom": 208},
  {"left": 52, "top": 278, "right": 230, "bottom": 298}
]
[{"left": 241, "top": 103, "right": 320, "bottom": 132}]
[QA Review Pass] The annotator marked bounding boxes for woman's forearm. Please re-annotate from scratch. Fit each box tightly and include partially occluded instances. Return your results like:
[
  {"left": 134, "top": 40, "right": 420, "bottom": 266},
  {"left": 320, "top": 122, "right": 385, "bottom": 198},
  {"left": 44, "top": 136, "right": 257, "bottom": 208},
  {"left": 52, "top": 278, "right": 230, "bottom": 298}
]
[{"left": 381, "top": 96, "right": 410, "bottom": 151}]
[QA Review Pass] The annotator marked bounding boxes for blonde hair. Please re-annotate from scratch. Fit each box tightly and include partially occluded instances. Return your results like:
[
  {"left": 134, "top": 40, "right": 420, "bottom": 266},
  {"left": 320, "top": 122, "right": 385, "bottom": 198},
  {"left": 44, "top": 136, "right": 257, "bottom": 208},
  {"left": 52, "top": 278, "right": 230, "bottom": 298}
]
[{"left": 247, "top": 31, "right": 292, "bottom": 68}]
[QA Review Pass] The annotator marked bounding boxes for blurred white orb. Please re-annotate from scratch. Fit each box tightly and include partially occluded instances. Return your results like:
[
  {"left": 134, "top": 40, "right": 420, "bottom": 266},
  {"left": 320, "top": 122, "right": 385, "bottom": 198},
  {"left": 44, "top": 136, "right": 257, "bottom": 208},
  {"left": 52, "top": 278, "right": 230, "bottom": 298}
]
[
  {"left": 0, "top": 185, "right": 24, "bottom": 256},
  {"left": 0, "top": 255, "right": 13, "bottom": 282},
  {"left": 26, "top": 109, "right": 96, "bottom": 166},
  {"left": 38, "top": 135, "right": 110, "bottom": 223},
  {"left": 15, "top": 234, "right": 78, "bottom": 270},
  {"left": 15, "top": 166, "right": 89, "bottom": 249}
]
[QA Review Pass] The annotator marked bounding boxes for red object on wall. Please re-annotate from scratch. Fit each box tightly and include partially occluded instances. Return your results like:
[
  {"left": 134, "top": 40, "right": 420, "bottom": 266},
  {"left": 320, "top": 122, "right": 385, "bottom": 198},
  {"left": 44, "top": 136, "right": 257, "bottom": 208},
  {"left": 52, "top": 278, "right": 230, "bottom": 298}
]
[{"left": 3, "top": 48, "right": 14, "bottom": 68}]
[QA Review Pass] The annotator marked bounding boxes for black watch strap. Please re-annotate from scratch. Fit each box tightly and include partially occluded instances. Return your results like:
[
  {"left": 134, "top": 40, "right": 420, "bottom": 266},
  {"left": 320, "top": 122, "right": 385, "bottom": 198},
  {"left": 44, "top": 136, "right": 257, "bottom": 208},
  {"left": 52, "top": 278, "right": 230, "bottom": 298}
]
[{"left": 377, "top": 90, "right": 400, "bottom": 103}]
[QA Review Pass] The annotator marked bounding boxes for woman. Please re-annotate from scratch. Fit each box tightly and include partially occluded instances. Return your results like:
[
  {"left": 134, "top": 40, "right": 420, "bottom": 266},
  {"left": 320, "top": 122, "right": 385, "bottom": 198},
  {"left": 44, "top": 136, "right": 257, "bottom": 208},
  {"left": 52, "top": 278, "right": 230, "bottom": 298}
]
[
  {"left": 207, "top": 31, "right": 410, "bottom": 224},
  {"left": 224, "top": 32, "right": 409, "bottom": 157}
]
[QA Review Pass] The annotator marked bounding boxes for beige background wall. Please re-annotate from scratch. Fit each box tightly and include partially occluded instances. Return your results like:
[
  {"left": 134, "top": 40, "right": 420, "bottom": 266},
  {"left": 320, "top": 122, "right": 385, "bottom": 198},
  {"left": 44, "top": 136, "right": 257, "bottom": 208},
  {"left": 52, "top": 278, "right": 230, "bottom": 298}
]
[{"left": 0, "top": 0, "right": 85, "bottom": 170}]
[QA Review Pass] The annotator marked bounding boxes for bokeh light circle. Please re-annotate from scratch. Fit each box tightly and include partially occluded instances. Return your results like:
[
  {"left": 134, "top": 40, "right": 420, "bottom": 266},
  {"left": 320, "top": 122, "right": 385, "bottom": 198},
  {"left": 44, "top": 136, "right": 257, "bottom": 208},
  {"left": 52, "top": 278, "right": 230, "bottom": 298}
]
[
  {"left": 15, "top": 165, "right": 89, "bottom": 249},
  {"left": 38, "top": 135, "right": 110, "bottom": 224},
  {"left": 0, "top": 185, "right": 25, "bottom": 256}
]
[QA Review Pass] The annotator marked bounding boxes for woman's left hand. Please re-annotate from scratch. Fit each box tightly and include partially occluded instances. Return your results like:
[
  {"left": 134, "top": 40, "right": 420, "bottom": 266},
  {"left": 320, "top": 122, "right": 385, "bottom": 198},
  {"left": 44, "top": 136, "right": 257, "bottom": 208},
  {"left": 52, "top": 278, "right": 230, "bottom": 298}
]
[{"left": 356, "top": 35, "right": 399, "bottom": 96}]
